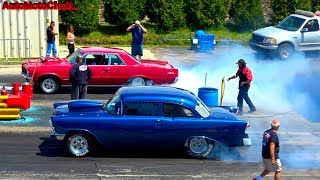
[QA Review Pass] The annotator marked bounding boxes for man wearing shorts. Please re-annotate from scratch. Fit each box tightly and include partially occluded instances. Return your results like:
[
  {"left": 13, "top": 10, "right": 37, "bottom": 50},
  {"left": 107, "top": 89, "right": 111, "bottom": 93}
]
[
  {"left": 254, "top": 119, "right": 281, "bottom": 180},
  {"left": 126, "top": 20, "right": 147, "bottom": 61}
]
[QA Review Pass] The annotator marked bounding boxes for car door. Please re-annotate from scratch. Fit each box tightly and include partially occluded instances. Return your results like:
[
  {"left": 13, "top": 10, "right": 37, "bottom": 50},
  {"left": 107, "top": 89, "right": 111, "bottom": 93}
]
[
  {"left": 300, "top": 19, "right": 320, "bottom": 50},
  {"left": 158, "top": 103, "right": 204, "bottom": 148},
  {"left": 105, "top": 101, "right": 161, "bottom": 147},
  {"left": 83, "top": 53, "right": 107, "bottom": 85},
  {"left": 102, "top": 54, "right": 135, "bottom": 85}
]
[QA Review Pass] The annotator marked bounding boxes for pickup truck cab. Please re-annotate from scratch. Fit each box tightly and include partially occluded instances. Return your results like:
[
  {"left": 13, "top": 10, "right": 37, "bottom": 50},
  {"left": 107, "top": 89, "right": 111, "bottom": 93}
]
[{"left": 250, "top": 10, "right": 320, "bottom": 60}]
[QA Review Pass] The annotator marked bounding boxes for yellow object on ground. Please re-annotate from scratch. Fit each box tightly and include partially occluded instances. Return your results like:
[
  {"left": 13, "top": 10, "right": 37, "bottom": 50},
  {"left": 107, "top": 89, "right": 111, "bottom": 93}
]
[
  {"left": 0, "top": 108, "right": 21, "bottom": 120},
  {"left": 0, "top": 95, "right": 9, "bottom": 102},
  {"left": 0, "top": 103, "right": 8, "bottom": 108},
  {"left": 220, "top": 77, "right": 225, "bottom": 106}
]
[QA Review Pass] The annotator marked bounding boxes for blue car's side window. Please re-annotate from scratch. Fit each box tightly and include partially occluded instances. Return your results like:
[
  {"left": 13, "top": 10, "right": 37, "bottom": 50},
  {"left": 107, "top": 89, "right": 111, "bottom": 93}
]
[
  {"left": 162, "top": 103, "right": 195, "bottom": 118},
  {"left": 124, "top": 102, "right": 159, "bottom": 116}
]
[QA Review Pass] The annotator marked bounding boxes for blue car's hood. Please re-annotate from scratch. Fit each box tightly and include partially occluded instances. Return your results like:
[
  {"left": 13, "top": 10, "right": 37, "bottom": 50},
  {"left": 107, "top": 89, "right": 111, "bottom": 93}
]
[
  {"left": 54, "top": 99, "right": 104, "bottom": 115},
  {"left": 209, "top": 107, "right": 238, "bottom": 120}
]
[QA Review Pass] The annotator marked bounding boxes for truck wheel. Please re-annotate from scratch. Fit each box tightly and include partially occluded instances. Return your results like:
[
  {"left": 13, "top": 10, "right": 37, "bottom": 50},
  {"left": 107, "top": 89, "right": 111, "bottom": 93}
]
[{"left": 276, "top": 43, "right": 293, "bottom": 60}]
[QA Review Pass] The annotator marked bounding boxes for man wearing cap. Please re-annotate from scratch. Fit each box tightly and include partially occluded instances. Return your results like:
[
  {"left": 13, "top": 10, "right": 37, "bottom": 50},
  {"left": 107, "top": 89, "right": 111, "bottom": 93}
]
[
  {"left": 126, "top": 20, "right": 147, "bottom": 61},
  {"left": 227, "top": 59, "right": 256, "bottom": 115},
  {"left": 46, "top": 21, "right": 58, "bottom": 57},
  {"left": 253, "top": 119, "right": 281, "bottom": 180}
]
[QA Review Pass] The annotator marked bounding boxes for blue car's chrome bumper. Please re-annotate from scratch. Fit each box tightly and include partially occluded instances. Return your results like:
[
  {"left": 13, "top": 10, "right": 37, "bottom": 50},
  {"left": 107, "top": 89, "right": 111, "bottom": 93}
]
[
  {"left": 250, "top": 40, "right": 278, "bottom": 50},
  {"left": 243, "top": 137, "right": 252, "bottom": 146}
]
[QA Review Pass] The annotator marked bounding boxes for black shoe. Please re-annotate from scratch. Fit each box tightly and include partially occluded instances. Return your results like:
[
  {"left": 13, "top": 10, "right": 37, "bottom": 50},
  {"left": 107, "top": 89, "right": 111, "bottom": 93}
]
[
  {"left": 248, "top": 109, "right": 256, "bottom": 113},
  {"left": 237, "top": 110, "right": 243, "bottom": 115}
]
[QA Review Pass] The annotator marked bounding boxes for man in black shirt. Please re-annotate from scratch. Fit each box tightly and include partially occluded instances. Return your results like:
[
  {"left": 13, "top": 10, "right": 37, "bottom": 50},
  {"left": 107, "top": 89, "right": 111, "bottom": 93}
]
[
  {"left": 69, "top": 55, "right": 92, "bottom": 100},
  {"left": 254, "top": 119, "right": 281, "bottom": 180},
  {"left": 46, "top": 21, "right": 58, "bottom": 57}
]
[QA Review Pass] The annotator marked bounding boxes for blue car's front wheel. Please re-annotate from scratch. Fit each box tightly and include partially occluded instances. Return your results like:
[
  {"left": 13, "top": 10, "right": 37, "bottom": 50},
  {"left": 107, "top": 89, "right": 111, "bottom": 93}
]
[
  {"left": 185, "top": 137, "right": 214, "bottom": 159},
  {"left": 67, "top": 134, "right": 91, "bottom": 157}
]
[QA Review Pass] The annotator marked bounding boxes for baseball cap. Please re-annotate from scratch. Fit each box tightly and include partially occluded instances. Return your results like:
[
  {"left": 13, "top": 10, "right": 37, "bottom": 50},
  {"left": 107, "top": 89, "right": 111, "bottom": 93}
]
[{"left": 236, "top": 59, "right": 246, "bottom": 65}]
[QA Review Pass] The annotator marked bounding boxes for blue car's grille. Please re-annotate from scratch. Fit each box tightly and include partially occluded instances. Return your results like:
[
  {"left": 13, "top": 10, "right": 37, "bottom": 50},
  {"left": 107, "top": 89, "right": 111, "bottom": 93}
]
[{"left": 252, "top": 34, "right": 265, "bottom": 43}]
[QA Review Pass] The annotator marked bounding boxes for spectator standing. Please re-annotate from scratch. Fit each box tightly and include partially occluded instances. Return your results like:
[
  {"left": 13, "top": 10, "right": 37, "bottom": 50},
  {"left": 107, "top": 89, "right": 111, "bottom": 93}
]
[
  {"left": 66, "top": 24, "right": 76, "bottom": 56},
  {"left": 126, "top": 20, "right": 147, "bottom": 61},
  {"left": 46, "top": 21, "right": 58, "bottom": 57}
]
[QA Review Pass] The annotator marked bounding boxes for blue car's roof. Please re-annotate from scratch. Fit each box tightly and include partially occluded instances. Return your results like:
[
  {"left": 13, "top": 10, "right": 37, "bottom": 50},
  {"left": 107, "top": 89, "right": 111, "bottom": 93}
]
[{"left": 118, "top": 86, "right": 198, "bottom": 108}]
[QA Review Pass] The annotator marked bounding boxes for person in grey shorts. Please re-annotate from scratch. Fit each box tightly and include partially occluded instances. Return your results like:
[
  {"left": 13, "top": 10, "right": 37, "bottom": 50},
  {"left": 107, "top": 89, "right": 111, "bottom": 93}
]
[{"left": 253, "top": 119, "right": 281, "bottom": 180}]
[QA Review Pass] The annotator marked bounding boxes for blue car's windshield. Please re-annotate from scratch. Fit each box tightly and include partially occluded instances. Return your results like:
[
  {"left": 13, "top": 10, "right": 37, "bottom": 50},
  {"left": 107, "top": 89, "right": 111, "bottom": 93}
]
[
  {"left": 276, "top": 16, "right": 305, "bottom": 31},
  {"left": 195, "top": 98, "right": 210, "bottom": 118},
  {"left": 105, "top": 94, "right": 121, "bottom": 115}
]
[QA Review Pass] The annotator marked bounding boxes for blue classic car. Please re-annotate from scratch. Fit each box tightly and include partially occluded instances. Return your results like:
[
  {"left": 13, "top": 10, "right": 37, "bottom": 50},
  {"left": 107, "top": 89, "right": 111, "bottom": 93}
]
[{"left": 50, "top": 86, "right": 252, "bottom": 158}]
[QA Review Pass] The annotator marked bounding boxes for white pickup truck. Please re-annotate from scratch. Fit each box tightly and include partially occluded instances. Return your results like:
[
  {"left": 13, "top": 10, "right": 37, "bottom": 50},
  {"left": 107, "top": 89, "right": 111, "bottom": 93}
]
[{"left": 250, "top": 10, "right": 320, "bottom": 60}]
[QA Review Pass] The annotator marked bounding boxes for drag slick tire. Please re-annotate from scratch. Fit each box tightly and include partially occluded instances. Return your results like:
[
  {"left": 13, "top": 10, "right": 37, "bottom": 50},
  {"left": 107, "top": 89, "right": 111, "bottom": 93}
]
[
  {"left": 185, "top": 137, "right": 214, "bottom": 159},
  {"left": 39, "top": 76, "right": 60, "bottom": 94},
  {"left": 66, "top": 134, "right": 92, "bottom": 157}
]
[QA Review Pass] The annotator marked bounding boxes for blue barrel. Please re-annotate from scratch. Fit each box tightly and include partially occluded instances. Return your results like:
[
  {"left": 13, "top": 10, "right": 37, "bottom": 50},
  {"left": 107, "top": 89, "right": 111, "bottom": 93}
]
[
  {"left": 198, "top": 87, "right": 218, "bottom": 107},
  {"left": 195, "top": 30, "right": 205, "bottom": 39}
]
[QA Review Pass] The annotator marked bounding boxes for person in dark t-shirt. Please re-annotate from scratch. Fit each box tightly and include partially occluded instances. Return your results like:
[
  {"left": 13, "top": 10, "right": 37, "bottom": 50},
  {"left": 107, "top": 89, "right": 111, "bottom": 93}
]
[
  {"left": 227, "top": 59, "right": 256, "bottom": 115},
  {"left": 69, "top": 55, "right": 92, "bottom": 100},
  {"left": 46, "top": 21, "right": 58, "bottom": 57},
  {"left": 126, "top": 20, "right": 147, "bottom": 61},
  {"left": 253, "top": 119, "right": 281, "bottom": 180}
]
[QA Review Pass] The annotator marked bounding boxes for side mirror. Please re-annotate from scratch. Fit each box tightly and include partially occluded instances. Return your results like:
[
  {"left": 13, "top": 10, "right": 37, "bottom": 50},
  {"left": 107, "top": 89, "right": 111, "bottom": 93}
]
[{"left": 301, "top": 27, "right": 308, "bottom": 32}]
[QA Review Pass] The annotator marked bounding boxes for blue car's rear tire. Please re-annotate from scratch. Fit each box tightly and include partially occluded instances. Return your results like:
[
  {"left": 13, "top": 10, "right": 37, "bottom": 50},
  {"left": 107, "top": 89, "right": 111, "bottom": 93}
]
[
  {"left": 66, "top": 134, "right": 92, "bottom": 157},
  {"left": 185, "top": 137, "right": 214, "bottom": 159}
]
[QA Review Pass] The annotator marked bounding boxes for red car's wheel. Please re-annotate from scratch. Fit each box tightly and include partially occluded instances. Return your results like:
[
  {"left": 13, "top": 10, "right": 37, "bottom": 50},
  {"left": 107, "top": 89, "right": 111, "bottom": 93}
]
[
  {"left": 39, "top": 76, "right": 60, "bottom": 94},
  {"left": 128, "top": 77, "right": 146, "bottom": 86}
]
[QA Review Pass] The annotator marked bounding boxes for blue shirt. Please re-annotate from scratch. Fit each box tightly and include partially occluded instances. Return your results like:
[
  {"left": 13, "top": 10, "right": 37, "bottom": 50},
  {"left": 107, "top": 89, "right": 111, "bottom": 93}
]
[{"left": 130, "top": 27, "right": 144, "bottom": 45}]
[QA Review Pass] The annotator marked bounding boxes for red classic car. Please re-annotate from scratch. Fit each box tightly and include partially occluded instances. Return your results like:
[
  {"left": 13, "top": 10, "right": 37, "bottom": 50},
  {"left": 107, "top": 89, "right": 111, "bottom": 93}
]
[{"left": 21, "top": 47, "right": 179, "bottom": 94}]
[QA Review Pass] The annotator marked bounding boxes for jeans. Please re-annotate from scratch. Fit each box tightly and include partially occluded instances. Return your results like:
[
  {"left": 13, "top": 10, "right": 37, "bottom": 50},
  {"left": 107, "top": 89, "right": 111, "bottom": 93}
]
[
  {"left": 237, "top": 86, "right": 256, "bottom": 112},
  {"left": 71, "top": 84, "right": 88, "bottom": 100},
  {"left": 46, "top": 43, "right": 58, "bottom": 57}
]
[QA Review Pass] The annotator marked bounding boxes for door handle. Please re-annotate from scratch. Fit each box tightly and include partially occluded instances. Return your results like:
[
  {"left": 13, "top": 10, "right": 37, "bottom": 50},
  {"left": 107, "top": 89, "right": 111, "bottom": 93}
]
[
  {"left": 153, "top": 119, "right": 161, "bottom": 123},
  {"left": 103, "top": 68, "right": 110, "bottom": 72}
]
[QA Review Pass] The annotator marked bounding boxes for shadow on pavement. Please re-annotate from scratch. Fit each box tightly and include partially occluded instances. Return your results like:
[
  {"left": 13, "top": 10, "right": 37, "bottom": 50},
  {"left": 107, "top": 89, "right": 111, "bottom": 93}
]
[{"left": 37, "top": 136, "right": 244, "bottom": 160}]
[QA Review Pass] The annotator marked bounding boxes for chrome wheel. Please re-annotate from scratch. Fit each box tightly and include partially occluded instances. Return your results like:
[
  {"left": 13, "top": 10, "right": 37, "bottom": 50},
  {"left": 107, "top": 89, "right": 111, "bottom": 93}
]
[
  {"left": 277, "top": 43, "right": 293, "bottom": 60},
  {"left": 68, "top": 134, "right": 89, "bottom": 157},
  {"left": 189, "top": 137, "right": 208, "bottom": 154},
  {"left": 41, "top": 77, "right": 57, "bottom": 94},
  {"left": 130, "top": 77, "right": 145, "bottom": 86}
]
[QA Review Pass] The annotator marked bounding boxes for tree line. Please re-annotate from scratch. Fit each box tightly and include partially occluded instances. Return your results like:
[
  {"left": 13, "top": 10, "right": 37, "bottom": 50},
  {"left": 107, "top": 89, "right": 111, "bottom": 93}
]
[{"left": 60, "top": 0, "right": 320, "bottom": 35}]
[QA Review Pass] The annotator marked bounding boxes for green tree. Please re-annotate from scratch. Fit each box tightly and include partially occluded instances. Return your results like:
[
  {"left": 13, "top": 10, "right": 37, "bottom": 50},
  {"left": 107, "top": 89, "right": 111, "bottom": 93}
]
[
  {"left": 229, "top": 0, "right": 265, "bottom": 31},
  {"left": 146, "top": 0, "right": 186, "bottom": 32},
  {"left": 311, "top": 0, "right": 320, "bottom": 12},
  {"left": 270, "top": 0, "right": 312, "bottom": 24},
  {"left": 184, "top": 0, "right": 227, "bottom": 30},
  {"left": 104, "top": 0, "right": 146, "bottom": 29},
  {"left": 60, "top": 0, "right": 99, "bottom": 35}
]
